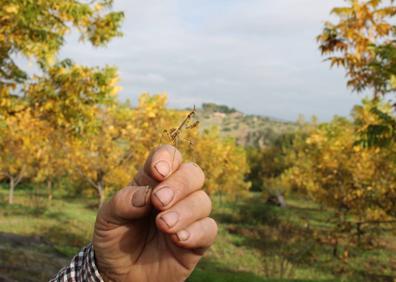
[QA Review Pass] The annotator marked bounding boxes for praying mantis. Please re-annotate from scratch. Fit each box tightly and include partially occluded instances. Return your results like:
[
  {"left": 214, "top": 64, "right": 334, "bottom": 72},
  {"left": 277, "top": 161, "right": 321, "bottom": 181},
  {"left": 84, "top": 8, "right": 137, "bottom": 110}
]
[{"left": 162, "top": 106, "right": 200, "bottom": 147}]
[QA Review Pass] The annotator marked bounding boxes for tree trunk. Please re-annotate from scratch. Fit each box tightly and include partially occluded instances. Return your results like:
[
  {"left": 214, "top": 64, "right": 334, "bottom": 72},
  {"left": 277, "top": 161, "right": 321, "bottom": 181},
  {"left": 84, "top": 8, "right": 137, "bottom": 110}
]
[
  {"left": 97, "top": 182, "right": 105, "bottom": 208},
  {"left": 47, "top": 179, "right": 53, "bottom": 201},
  {"left": 8, "top": 177, "right": 15, "bottom": 205},
  {"left": 332, "top": 237, "right": 338, "bottom": 258},
  {"left": 97, "top": 170, "right": 106, "bottom": 208}
]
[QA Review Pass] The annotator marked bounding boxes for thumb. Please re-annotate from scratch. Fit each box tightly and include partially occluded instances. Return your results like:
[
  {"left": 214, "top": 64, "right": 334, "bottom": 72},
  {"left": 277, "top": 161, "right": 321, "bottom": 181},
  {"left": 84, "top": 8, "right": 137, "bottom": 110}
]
[{"left": 97, "top": 186, "right": 152, "bottom": 226}]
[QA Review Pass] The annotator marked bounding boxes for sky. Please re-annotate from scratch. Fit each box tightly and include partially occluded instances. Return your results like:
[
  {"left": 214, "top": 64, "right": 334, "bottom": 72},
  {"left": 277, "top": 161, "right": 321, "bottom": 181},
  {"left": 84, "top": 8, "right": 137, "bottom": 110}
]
[{"left": 59, "top": 0, "right": 363, "bottom": 121}]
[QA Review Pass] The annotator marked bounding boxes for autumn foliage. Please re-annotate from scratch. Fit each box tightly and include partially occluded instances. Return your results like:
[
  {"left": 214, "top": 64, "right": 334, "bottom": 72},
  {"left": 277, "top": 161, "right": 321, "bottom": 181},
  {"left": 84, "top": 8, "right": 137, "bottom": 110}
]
[
  {"left": 0, "top": 0, "right": 395, "bottom": 246},
  {"left": 0, "top": 0, "right": 250, "bottom": 207},
  {"left": 0, "top": 93, "right": 251, "bottom": 206},
  {"left": 318, "top": 0, "right": 396, "bottom": 97},
  {"left": 281, "top": 101, "right": 396, "bottom": 222}
]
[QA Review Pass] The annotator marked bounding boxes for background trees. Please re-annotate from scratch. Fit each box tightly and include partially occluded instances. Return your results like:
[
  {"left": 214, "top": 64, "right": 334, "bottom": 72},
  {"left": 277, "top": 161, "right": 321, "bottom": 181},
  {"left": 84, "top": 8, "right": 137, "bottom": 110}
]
[
  {"left": 0, "top": 0, "right": 394, "bottom": 246},
  {"left": 241, "top": 0, "right": 396, "bottom": 242},
  {"left": 0, "top": 91, "right": 251, "bottom": 207}
]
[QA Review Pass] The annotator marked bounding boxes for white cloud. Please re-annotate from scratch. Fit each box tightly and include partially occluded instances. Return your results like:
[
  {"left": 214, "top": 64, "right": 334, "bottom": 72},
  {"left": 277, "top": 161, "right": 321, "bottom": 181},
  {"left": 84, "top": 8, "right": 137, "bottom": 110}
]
[{"left": 58, "top": 0, "right": 361, "bottom": 121}]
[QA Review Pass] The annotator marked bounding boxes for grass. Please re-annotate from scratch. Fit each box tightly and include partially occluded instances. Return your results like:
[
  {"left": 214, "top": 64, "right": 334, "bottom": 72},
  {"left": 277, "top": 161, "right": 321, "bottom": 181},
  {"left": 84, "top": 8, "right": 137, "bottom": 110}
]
[{"left": 0, "top": 186, "right": 395, "bottom": 281}]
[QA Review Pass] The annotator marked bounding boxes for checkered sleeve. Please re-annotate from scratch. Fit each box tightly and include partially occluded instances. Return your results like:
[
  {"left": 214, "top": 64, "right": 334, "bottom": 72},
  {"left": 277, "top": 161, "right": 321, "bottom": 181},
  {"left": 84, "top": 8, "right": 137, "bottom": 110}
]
[{"left": 50, "top": 243, "right": 104, "bottom": 282}]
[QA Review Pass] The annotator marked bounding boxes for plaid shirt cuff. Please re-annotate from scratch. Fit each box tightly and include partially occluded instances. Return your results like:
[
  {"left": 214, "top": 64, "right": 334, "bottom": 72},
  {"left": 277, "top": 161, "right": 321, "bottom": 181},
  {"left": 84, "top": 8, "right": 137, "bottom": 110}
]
[{"left": 50, "top": 243, "right": 104, "bottom": 282}]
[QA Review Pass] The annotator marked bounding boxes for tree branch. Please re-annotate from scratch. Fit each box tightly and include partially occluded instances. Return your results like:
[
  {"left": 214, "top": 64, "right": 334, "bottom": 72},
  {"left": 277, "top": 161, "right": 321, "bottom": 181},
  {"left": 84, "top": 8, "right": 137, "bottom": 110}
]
[{"left": 76, "top": 167, "right": 99, "bottom": 189}]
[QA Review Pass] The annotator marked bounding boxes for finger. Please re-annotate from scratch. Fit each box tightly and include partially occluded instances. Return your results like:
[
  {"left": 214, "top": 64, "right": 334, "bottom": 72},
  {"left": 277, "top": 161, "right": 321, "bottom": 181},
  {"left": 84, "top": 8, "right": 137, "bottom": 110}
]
[
  {"left": 98, "top": 186, "right": 152, "bottom": 226},
  {"left": 133, "top": 145, "right": 183, "bottom": 186},
  {"left": 151, "top": 162, "right": 205, "bottom": 210},
  {"left": 170, "top": 217, "right": 218, "bottom": 250},
  {"left": 155, "top": 190, "right": 212, "bottom": 234}
]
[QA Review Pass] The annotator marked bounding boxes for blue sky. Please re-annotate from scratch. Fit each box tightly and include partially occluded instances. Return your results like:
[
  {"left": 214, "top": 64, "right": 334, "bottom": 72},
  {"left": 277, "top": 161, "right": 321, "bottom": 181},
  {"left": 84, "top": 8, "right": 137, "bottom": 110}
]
[{"left": 60, "top": 0, "right": 362, "bottom": 121}]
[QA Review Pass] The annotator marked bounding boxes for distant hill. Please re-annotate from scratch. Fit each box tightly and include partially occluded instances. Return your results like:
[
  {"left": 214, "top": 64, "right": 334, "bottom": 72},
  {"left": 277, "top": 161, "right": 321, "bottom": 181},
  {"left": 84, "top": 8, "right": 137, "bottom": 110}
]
[{"left": 196, "top": 103, "right": 297, "bottom": 148}]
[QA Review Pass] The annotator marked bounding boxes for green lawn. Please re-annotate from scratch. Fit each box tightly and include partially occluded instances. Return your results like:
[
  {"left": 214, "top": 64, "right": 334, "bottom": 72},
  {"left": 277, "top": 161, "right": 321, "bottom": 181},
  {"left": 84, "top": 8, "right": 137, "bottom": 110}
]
[{"left": 0, "top": 186, "right": 395, "bottom": 281}]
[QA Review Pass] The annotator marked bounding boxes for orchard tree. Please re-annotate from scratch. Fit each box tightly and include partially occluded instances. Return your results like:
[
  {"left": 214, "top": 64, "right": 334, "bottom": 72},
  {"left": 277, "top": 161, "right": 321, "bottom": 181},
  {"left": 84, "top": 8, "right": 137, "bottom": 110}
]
[
  {"left": 0, "top": 0, "right": 124, "bottom": 202},
  {"left": 70, "top": 94, "right": 177, "bottom": 207},
  {"left": 0, "top": 110, "right": 46, "bottom": 204},
  {"left": 318, "top": 0, "right": 396, "bottom": 98},
  {"left": 26, "top": 60, "right": 120, "bottom": 133},
  {"left": 281, "top": 104, "right": 396, "bottom": 241},
  {"left": 33, "top": 128, "right": 69, "bottom": 200},
  {"left": 190, "top": 128, "right": 250, "bottom": 200},
  {"left": 318, "top": 0, "right": 396, "bottom": 146},
  {"left": 132, "top": 93, "right": 178, "bottom": 154},
  {"left": 69, "top": 105, "right": 137, "bottom": 207},
  {"left": 0, "top": 0, "right": 124, "bottom": 127},
  {"left": 246, "top": 133, "right": 295, "bottom": 192},
  {"left": 354, "top": 98, "right": 396, "bottom": 147}
]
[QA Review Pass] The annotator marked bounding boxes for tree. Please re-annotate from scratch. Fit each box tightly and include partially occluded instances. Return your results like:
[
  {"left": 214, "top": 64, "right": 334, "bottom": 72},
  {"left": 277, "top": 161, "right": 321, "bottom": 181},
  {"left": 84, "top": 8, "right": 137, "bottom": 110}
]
[
  {"left": 26, "top": 59, "right": 120, "bottom": 133},
  {"left": 246, "top": 133, "right": 295, "bottom": 192},
  {"left": 187, "top": 128, "right": 251, "bottom": 199},
  {"left": 201, "top": 103, "right": 237, "bottom": 114},
  {"left": 0, "top": 0, "right": 124, "bottom": 125},
  {"left": 318, "top": 0, "right": 396, "bottom": 155},
  {"left": 33, "top": 127, "right": 69, "bottom": 200},
  {"left": 281, "top": 105, "right": 396, "bottom": 241},
  {"left": 0, "top": 0, "right": 124, "bottom": 203},
  {"left": 318, "top": 0, "right": 396, "bottom": 98},
  {"left": 0, "top": 110, "right": 46, "bottom": 204},
  {"left": 354, "top": 98, "right": 396, "bottom": 147},
  {"left": 69, "top": 104, "right": 138, "bottom": 207}
]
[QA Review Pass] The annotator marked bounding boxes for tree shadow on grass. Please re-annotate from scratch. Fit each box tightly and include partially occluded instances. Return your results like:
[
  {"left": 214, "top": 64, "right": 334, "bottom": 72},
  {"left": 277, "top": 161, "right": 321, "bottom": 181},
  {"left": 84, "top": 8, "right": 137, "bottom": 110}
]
[
  {"left": 0, "top": 232, "right": 68, "bottom": 282},
  {"left": 188, "top": 257, "right": 336, "bottom": 282},
  {"left": 212, "top": 196, "right": 281, "bottom": 227},
  {"left": 0, "top": 202, "right": 47, "bottom": 217},
  {"left": 224, "top": 196, "right": 396, "bottom": 282},
  {"left": 189, "top": 257, "right": 274, "bottom": 282},
  {"left": 39, "top": 222, "right": 91, "bottom": 257}
]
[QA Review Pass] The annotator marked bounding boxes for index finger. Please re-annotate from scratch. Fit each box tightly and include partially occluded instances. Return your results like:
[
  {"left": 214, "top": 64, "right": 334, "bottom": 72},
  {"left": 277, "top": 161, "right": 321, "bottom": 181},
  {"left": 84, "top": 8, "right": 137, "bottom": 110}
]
[{"left": 133, "top": 144, "right": 183, "bottom": 186}]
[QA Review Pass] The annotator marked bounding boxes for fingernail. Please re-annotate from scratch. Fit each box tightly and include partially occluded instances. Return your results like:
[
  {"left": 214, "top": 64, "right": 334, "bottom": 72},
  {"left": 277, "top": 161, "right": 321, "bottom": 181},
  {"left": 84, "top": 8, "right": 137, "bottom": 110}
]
[
  {"left": 132, "top": 186, "right": 149, "bottom": 207},
  {"left": 154, "top": 161, "right": 170, "bottom": 177},
  {"left": 154, "top": 187, "right": 174, "bottom": 206},
  {"left": 177, "top": 230, "right": 190, "bottom": 241},
  {"left": 161, "top": 212, "right": 179, "bottom": 227}
]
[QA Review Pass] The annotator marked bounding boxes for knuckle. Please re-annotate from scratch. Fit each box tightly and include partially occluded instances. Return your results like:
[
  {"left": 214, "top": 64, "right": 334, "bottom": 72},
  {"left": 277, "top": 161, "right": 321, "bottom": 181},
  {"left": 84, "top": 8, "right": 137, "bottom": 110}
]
[
  {"left": 205, "top": 194, "right": 212, "bottom": 213},
  {"left": 162, "top": 144, "right": 182, "bottom": 160},
  {"left": 112, "top": 189, "right": 124, "bottom": 206},
  {"left": 208, "top": 218, "right": 218, "bottom": 233},
  {"left": 149, "top": 145, "right": 162, "bottom": 160},
  {"left": 151, "top": 145, "right": 182, "bottom": 170},
  {"left": 111, "top": 188, "right": 128, "bottom": 209},
  {"left": 181, "top": 162, "right": 205, "bottom": 184},
  {"left": 195, "top": 190, "right": 212, "bottom": 213},
  {"left": 109, "top": 198, "right": 122, "bottom": 218},
  {"left": 171, "top": 174, "right": 189, "bottom": 192},
  {"left": 166, "top": 144, "right": 180, "bottom": 155},
  {"left": 202, "top": 218, "right": 218, "bottom": 241}
]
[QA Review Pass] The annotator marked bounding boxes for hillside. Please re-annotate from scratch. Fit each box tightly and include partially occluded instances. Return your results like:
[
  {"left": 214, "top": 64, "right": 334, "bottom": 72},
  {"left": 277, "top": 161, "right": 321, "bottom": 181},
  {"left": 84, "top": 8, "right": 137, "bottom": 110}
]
[{"left": 196, "top": 103, "right": 297, "bottom": 148}]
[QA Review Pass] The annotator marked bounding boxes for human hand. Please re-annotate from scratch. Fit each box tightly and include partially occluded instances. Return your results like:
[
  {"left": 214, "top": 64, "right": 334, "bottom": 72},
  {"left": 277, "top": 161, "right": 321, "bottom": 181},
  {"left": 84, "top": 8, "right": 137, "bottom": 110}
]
[{"left": 93, "top": 145, "right": 217, "bottom": 282}]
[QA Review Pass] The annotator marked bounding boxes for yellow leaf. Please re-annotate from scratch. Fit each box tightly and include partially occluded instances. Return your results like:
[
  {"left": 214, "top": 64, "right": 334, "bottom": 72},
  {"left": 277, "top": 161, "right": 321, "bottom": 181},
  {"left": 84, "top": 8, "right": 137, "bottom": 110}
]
[{"left": 4, "top": 4, "right": 19, "bottom": 14}]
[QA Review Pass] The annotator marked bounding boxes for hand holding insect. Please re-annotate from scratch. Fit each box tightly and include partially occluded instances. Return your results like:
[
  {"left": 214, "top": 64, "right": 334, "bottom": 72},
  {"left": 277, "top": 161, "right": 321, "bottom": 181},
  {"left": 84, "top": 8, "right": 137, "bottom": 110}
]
[{"left": 93, "top": 144, "right": 217, "bottom": 282}]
